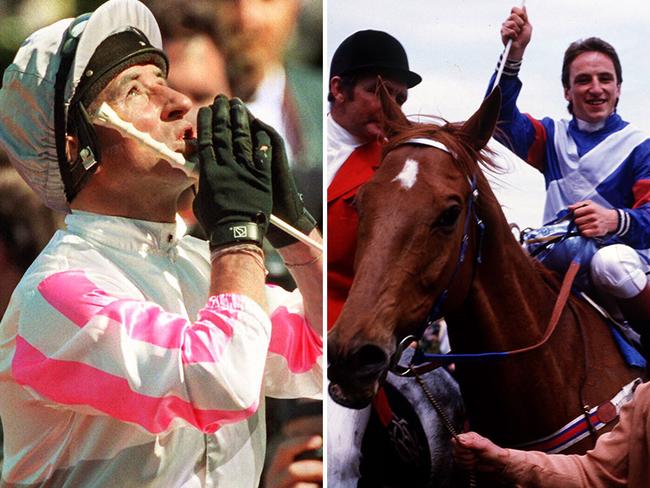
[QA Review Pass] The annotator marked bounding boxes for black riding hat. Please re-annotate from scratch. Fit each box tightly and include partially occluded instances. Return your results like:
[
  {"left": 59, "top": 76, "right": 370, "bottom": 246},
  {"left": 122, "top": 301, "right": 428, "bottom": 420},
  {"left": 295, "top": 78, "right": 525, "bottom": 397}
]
[{"left": 330, "top": 30, "right": 422, "bottom": 88}]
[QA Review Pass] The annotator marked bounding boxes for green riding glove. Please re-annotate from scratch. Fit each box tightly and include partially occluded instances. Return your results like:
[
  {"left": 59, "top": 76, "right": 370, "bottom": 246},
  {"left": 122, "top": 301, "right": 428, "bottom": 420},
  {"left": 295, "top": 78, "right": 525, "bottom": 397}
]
[
  {"left": 252, "top": 118, "right": 317, "bottom": 248},
  {"left": 193, "top": 95, "right": 272, "bottom": 248}
]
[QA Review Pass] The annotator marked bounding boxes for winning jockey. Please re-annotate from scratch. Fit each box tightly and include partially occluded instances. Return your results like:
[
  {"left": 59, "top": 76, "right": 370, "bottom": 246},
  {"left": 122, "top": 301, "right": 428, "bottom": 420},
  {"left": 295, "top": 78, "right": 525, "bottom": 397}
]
[{"left": 487, "top": 6, "right": 650, "bottom": 352}]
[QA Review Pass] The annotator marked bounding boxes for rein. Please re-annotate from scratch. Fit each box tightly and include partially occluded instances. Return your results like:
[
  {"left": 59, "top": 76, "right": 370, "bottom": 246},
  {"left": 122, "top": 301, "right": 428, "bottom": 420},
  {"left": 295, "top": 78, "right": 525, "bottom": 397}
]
[{"left": 394, "top": 259, "right": 581, "bottom": 377}]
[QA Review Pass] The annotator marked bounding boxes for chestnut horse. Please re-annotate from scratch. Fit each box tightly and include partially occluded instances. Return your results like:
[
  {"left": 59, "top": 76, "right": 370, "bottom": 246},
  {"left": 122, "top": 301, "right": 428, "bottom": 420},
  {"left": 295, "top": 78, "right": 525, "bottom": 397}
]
[{"left": 327, "top": 88, "right": 643, "bottom": 455}]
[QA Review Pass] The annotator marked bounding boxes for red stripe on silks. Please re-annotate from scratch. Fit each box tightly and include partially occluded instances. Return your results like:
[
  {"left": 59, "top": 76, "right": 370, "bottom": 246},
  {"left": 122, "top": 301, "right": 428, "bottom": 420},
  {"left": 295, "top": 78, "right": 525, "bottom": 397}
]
[
  {"left": 526, "top": 411, "right": 602, "bottom": 452},
  {"left": 372, "top": 387, "right": 393, "bottom": 428},
  {"left": 37, "top": 270, "right": 234, "bottom": 364},
  {"left": 12, "top": 336, "right": 258, "bottom": 434},
  {"left": 632, "top": 179, "right": 650, "bottom": 208},
  {"left": 525, "top": 114, "right": 547, "bottom": 172},
  {"left": 269, "top": 306, "right": 322, "bottom": 373}
]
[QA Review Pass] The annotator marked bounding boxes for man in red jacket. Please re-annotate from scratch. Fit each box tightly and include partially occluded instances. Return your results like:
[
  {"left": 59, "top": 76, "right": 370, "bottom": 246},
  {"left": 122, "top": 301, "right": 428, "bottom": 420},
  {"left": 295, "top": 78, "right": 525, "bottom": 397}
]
[{"left": 327, "top": 29, "right": 421, "bottom": 330}]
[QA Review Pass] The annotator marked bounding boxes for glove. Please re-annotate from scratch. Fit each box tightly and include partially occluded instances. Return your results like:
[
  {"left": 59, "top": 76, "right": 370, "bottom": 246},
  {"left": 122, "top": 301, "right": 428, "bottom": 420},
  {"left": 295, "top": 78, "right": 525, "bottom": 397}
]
[
  {"left": 252, "top": 118, "right": 317, "bottom": 248},
  {"left": 193, "top": 95, "right": 272, "bottom": 248}
]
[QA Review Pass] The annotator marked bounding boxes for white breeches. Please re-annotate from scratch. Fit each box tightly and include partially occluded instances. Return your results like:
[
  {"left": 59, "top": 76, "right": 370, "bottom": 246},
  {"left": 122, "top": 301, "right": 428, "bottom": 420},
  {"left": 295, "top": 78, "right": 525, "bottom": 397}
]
[{"left": 590, "top": 244, "right": 648, "bottom": 299}]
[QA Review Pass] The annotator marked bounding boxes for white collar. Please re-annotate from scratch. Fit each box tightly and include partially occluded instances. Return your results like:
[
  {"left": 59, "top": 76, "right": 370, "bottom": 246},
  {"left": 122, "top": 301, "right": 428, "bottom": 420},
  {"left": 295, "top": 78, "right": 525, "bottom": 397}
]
[
  {"left": 575, "top": 117, "right": 606, "bottom": 133},
  {"left": 327, "top": 114, "right": 368, "bottom": 187},
  {"left": 249, "top": 65, "right": 285, "bottom": 104},
  {"left": 327, "top": 114, "right": 365, "bottom": 147},
  {"left": 66, "top": 210, "right": 182, "bottom": 255}
]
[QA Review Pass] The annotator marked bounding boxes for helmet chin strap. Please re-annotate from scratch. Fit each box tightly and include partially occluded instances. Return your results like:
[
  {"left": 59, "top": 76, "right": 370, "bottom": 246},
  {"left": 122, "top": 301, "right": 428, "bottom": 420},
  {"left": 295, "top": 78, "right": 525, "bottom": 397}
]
[
  {"left": 73, "top": 103, "right": 101, "bottom": 170},
  {"left": 64, "top": 101, "right": 101, "bottom": 199}
]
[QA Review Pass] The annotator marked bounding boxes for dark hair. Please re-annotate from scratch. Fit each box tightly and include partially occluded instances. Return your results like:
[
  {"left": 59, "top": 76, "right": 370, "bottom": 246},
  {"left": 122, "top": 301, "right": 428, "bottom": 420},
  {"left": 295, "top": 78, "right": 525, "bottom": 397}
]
[
  {"left": 561, "top": 37, "right": 622, "bottom": 114},
  {"left": 562, "top": 37, "right": 622, "bottom": 88},
  {"left": 327, "top": 69, "right": 400, "bottom": 104},
  {"left": 145, "top": 0, "right": 220, "bottom": 43},
  {"left": 327, "top": 72, "right": 360, "bottom": 103}
]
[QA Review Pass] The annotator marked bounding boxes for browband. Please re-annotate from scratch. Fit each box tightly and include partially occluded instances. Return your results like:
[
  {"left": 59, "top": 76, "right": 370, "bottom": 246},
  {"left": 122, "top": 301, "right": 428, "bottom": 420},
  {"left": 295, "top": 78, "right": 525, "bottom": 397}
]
[{"left": 402, "top": 137, "right": 452, "bottom": 155}]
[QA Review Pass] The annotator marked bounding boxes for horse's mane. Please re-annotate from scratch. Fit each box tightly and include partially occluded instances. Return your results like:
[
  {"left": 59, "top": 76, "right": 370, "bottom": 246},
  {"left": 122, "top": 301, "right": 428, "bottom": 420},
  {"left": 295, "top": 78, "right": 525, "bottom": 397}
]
[{"left": 376, "top": 78, "right": 501, "bottom": 183}]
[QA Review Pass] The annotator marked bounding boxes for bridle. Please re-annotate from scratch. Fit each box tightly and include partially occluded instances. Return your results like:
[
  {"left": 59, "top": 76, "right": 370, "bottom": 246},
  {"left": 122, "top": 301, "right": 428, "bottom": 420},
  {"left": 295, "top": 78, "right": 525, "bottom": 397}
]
[{"left": 386, "top": 138, "right": 581, "bottom": 377}]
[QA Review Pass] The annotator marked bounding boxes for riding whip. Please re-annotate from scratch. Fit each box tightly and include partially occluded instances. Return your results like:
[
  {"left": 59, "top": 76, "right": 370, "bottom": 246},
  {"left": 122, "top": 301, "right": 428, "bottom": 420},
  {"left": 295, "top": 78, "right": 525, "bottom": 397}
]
[{"left": 493, "top": 0, "right": 527, "bottom": 89}]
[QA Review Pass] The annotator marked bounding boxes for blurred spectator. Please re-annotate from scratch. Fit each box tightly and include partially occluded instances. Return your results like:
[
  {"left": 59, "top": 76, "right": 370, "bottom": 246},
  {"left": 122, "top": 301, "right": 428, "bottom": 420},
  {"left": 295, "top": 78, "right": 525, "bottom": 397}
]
[
  {"left": 263, "top": 399, "right": 323, "bottom": 488},
  {"left": 146, "top": 0, "right": 231, "bottom": 126},
  {"left": 0, "top": 157, "right": 63, "bottom": 318},
  {"left": 214, "top": 0, "right": 322, "bottom": 225}
]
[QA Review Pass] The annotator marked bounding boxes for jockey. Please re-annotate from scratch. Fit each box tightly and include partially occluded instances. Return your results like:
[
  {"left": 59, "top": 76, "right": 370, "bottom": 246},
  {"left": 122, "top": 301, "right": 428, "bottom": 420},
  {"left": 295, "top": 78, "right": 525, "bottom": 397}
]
[{"left": 487, "top": 6, "right": 650, "bottom": 352}]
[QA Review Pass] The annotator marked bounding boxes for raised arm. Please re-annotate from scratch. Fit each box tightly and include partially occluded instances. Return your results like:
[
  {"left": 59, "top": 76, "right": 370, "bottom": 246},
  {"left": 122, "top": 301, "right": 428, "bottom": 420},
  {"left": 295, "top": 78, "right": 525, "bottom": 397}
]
[{"left": 487, "top": 6, "right": 551, "bottom": 172}]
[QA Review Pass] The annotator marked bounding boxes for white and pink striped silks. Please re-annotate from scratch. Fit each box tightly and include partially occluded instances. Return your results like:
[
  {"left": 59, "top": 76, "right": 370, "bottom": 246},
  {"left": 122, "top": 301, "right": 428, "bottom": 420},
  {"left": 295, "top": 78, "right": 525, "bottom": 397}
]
[{"left": 0, "top": 211, "right": 322, "bottom": 487}]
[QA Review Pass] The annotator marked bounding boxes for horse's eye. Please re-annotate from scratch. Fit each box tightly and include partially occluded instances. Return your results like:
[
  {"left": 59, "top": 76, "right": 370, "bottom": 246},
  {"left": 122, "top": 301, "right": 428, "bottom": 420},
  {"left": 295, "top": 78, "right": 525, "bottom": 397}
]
[{"left": 435, "top": 205, "right": 461, "bottom": 228}]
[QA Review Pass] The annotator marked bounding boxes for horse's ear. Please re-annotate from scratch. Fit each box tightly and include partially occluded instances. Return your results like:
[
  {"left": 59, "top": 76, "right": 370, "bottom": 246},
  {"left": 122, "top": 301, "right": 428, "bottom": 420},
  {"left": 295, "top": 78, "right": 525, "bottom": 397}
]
[
  {"left": 460, "top": 87, "right": 502, "bottom": 151},
  {"left": 377, "top": 77, "right": 411, "bottom": 138}
]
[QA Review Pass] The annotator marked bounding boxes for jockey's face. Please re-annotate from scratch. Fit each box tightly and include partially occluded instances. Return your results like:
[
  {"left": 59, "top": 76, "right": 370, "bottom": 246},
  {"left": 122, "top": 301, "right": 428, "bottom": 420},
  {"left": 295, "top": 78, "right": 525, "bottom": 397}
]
[
  {"left": 564, "top": 51, "right": 620, "bottom": 124},
  {"left": 330, "top": 74, "right": 408, "bottom": 142}
]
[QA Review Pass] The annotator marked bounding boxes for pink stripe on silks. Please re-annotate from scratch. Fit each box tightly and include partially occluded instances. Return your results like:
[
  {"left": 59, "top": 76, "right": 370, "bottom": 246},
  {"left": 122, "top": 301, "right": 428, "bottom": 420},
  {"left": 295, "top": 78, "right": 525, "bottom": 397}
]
[
  {"left": 37, "top": 270, "right": 234, "bottom": 363},
  {"left": 12, "top": 336, "right": 258, "bottom": 434},
  {"left": 269, "top": 306, "right": 322, "bottom": 373},
  {"left": 37, "top": 270, "right": 115, "bottom": 327},
  {"left": 100, "top": 300, "right": 234, "bottom": 364}
]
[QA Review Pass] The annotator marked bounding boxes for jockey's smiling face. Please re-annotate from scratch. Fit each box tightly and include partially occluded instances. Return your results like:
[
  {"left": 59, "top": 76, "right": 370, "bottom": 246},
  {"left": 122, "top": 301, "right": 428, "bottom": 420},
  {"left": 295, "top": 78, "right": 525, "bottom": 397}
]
[{"left": 564, "top": 51, "right": 621, "bottom": 124}]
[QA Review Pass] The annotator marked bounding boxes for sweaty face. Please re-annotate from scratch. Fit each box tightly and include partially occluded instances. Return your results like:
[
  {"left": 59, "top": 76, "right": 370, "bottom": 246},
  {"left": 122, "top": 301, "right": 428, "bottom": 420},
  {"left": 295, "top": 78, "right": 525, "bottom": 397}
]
[
  {"left": 332, "top": 75, "right": 408, "bottom": 142},
  {"left": 564, "top": 51, "right": 620, "bottom": 124},
  {"left": 93, "top": 64, "right": 195, "bottom": 193}
]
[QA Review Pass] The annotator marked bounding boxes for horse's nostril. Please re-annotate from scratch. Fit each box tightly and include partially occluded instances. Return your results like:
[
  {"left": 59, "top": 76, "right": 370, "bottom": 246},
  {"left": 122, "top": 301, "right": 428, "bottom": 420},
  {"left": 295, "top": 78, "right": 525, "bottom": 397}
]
[{"left": 353, "top": 344, "right": 389, "bottom": 373}]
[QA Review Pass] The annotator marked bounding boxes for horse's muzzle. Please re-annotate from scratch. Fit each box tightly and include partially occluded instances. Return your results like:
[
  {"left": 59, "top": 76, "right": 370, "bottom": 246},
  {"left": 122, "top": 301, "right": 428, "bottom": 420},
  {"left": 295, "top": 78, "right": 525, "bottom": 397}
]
[{"left": 327, "top": 343, "right": 391, "bottom": 409}]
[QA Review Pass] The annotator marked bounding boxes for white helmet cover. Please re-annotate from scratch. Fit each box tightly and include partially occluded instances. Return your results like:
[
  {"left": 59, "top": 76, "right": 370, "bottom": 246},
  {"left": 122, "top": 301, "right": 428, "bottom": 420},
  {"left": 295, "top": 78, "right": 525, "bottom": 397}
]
[{"left": 0, "top": 0, "right": 164, "bottom": 212}]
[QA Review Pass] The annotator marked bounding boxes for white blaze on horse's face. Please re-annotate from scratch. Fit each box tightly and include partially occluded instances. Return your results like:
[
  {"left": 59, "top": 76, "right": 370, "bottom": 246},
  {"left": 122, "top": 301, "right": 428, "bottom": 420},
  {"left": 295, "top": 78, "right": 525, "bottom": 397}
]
[{"left": 392, "top": 158, "right": 419, "bottom": 190}]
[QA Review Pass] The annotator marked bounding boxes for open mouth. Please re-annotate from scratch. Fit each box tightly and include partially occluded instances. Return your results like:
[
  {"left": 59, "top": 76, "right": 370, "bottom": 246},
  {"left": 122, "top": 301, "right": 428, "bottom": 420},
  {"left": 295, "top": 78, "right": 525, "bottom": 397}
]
[{"left": 586, "top": 99, "right": 607, "bottom": 106}]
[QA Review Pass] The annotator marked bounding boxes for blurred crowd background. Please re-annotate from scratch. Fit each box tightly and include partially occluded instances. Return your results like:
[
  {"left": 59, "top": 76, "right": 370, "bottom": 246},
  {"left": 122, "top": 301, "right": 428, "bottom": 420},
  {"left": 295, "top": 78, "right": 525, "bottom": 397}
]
[
  {"left": 0, "top": 1, "right": 323, "bottom": 485},
  {"left": 0, "top": 0, "right": 322, "bottom": 73}
]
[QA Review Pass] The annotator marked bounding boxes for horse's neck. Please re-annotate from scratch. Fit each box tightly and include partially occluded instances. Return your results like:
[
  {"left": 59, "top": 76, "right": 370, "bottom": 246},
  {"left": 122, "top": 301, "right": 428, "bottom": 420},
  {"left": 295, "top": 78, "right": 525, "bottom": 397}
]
[
  {"left": 445, "top": 187, "right": 638, "bottom": 446},
  {"left": 449, "top": 193, "right": 558, "bottom": 351}
]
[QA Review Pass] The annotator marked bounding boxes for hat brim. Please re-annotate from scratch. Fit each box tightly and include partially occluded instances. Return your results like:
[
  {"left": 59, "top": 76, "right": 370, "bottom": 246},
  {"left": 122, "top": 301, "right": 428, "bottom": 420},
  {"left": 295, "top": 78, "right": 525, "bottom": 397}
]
[
  {"left": 67, "top": 0, "right": 164, "bottom": 105},
  {"left": 338, "top": 64, "right": 422, "bottom": 88}
]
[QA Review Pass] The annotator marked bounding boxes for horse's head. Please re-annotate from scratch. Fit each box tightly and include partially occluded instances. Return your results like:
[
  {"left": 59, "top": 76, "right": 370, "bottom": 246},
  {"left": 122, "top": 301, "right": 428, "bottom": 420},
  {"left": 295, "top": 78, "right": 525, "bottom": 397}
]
[{"left": 328, "top": 89, "right": 502, "bottom": 409}]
